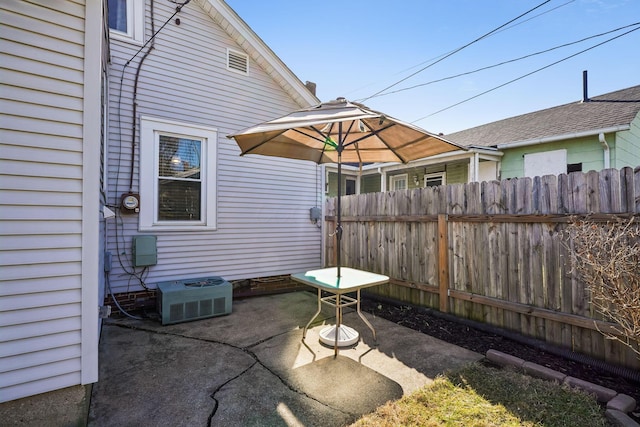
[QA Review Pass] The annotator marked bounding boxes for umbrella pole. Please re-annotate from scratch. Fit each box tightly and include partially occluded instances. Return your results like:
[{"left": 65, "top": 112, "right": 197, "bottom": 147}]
[
  {"left": 336, "top": 152, "right": 342, "bottom": 278},
  {"left": 336, "top": 123, "right": 343, "bottom": 278}
]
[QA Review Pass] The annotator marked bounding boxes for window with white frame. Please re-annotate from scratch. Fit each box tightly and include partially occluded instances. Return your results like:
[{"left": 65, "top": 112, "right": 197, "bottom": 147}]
[
  {"left": 107, "top": 0, "right": 144, "bottom": 43},
  {"left": 139, "top": 117, "right": 217, "bottom": 231},
  {"left": 390, "top": 174, "right": 408, "bottom": 190},
  {"left": 424, "top": 172, "right": 446, "bottom": 187}
]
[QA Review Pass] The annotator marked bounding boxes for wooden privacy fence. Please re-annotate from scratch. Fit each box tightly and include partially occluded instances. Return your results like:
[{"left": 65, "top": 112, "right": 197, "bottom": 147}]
[{"left": 325, "top": 167, "right": 640, "bottom": 370}]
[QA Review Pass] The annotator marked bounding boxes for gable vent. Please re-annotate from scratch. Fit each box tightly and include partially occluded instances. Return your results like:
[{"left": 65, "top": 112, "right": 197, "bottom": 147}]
[{"left": 227, "top": 49, "right": 248, "bottom": 74}]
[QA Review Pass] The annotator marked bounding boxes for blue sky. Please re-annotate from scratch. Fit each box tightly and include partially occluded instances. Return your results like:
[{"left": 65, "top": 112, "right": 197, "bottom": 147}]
[{"left": 225, "top": 0, "right": 639, "bottom": 134}]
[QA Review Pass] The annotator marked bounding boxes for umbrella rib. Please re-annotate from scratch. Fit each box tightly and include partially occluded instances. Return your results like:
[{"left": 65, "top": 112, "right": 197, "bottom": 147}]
[
  {"left": 241, "top": 130, "right": 288, "bottom": 155},
  {"left": 342, "top": 122, "right": 395, "bottom": 148},
  {"left": 309, "top": 125, "right": 332, "bottom": 163},
  {"left": 292, "top": 127, "right": 326, "bottom": 144},
  {"left": 343, "top": 122, "right": 405, "bottom": 163}
]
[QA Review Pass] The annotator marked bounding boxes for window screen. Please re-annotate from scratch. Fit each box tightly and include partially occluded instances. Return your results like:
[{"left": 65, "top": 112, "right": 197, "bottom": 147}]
[{"left": 157, "top": 135, "right": 202, "bottom": 221}]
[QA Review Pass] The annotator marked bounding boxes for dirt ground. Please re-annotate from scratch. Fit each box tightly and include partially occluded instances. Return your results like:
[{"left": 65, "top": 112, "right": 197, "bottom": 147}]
[{"left": 360, "top": 297, "right": 640, "bottom": 420}]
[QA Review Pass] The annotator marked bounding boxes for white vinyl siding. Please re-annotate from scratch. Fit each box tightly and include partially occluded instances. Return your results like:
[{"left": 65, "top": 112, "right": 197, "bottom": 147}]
[
  {"left": 105, "top": 1, "right": 321, "bottom": 294},
  {"left": 0, "top": 0, "right": 100, "bottom": 402}
]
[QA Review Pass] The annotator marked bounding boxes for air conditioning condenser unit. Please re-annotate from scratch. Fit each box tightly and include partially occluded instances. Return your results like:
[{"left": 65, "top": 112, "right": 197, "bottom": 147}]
[{"left": 157, "top": 276, "right": 232, "bottom": 325}]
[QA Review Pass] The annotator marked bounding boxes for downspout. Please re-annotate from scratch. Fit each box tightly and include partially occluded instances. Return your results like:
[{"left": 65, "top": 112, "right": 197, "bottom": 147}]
[{"left": 599, "top": 132, "right": 610, "bottom": 169}]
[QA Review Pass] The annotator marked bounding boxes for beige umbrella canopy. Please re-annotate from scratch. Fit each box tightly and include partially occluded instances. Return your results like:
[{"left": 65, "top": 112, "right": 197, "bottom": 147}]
[
  {"left": 229, "top": 97, "right": 463, "bottom": 164},
  {"left": 228, "top": 97, "right": 465, "bottom": 276}
]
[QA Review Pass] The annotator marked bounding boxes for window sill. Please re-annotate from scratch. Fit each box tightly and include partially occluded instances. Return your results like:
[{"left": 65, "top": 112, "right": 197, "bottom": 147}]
[
  {"left": 109, "top": 30, "right": 144, "bottom": 46},
  {"left": 139, "top": 224, "right": 217, "bottom": 232}
]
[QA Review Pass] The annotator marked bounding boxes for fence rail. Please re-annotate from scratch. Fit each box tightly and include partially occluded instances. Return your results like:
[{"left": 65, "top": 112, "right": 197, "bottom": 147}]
[{"left": 325, "top": 167, "right": 640, "bottom": 370}]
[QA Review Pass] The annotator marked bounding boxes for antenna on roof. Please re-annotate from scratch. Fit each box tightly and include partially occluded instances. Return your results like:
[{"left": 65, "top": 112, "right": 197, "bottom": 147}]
[{"left": 582, "top": 70, "right": 589, "bottom": 103}]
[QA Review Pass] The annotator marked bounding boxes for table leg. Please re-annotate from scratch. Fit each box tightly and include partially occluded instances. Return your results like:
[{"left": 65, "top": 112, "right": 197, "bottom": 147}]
[
  {"left": 334, "top": 294, "right": 340, "bottom": 357},
  {"left": 356, "top": 289, "right": 376, "bottom": 342},
  {"left": 303, "top": 288, "right": 322, "bottom": 340}
]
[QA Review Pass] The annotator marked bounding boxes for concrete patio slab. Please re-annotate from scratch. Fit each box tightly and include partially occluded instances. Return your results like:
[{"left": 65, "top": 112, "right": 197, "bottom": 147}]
[{"left": 88, "top": 291, "right": 481, "bottom": 426}]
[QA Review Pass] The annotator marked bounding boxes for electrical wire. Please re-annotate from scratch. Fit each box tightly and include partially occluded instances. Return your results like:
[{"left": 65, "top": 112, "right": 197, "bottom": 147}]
[
  {"left": 106, "top": 271, "right": 143, "bottom": 320},
  {"left": 370, "top": 22, "right": 640, "bottom": 99},
  {"left": 347, "top": 0, "right": 575, "bottom": 98},
  {"left": 109, "top": 0, "right": 191, "bottom": 299},
  {"left": 360, "top": 0, "right": 552, "bottom": 102},
  {"left": 410, "top": 25, "right": 640, "bottom": 124},
  {"left": 121, "top": 0, "right": 191, "bottom": 70}
]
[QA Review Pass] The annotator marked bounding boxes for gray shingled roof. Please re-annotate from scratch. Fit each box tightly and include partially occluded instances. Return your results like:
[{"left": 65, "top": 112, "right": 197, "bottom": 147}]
[{"left": 445, "top": 85, "right": 640, "bottom": 148}]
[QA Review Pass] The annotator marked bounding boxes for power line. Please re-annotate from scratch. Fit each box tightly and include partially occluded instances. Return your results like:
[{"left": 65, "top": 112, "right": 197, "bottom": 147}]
[
  {"left": 410, "top": 25, "right": 640, "bottom": 125},
  {"left": 371, "top": 22, "right": 640, "bottom": 99},
  {"left": 360, "top": 0, "right": 552, "bottom": 102},
  {"left": 392, "top": 0, "right": 576, "bottom": 80}
]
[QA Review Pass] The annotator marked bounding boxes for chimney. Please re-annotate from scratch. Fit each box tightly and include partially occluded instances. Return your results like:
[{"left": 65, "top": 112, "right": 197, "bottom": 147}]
[
  {"left": 582, "top": 70, "right": 589, "bottom": 103},
  {"left": 305, "top": 81, "right": 317, "bottom": 96}
]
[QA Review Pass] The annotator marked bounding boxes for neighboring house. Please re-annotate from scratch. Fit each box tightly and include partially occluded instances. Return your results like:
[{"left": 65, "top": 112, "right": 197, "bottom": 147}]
[
  {"left": 1, "top": 0, "right": 320, "bottom": 403},
  {"left": 328, "top": 84, "right": 640, "bottom": 196},
  {"left": 1, "top": 1, "right": 106, "bottom": 402},
  {"left": 447, "top": 84, "right": 640, "bottom": 179}
]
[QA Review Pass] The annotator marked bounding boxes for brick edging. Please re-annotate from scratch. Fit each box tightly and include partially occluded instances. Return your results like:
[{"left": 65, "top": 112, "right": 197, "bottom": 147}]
[{"left": 485, "top": 349, "right": 639, "bottom": 427}]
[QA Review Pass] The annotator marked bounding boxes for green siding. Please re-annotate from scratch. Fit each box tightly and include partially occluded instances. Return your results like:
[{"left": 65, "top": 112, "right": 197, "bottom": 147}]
[
  {"left": 326, "top": 171, "right": 360, "bottom": 197},
  {"left": 328, "top": 161, "right": 472, "bottom": 195},
  {"left": 612, "top": 114, "right": 640, "bottom": 169},
  {"left": 362, "top": 174, "right": 380, "bottom": 193},
  {"left": 500, "top": 136, "right": 605, "bottom": 179},
  {"left": 445, "top": 162, "right": 468, "bottom": 184}
]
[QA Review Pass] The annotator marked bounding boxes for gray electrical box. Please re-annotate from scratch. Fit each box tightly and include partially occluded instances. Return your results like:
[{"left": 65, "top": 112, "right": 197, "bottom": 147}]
[
  {"left": 310, "top": 207, "right": 321, "bottom": 221},
  {"left": 132, "top": 235, "right": 157, "bottom": 267}
]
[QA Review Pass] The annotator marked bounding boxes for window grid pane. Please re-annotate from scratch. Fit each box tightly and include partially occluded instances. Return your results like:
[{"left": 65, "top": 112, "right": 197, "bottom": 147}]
[
  {"left": 391, "top": 176, "right": 407, "bottom": 190},
  {"left": 157, "top": 135, "right": 203, "bottom": 221},
  {"left": 108, "top": 0, "right": 128, "bottom": 33}
]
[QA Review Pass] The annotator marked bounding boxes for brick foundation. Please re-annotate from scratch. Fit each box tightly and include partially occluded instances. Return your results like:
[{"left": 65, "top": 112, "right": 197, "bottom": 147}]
[
  {"left": 232, "top": 275, "right": 311, "bottom": 298},
  {"left": 103, "top": 289, "right": 157, "bottom": 317}
]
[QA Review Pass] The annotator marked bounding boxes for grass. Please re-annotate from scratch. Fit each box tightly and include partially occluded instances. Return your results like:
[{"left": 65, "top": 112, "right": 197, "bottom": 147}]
[{"left": 349, "top": 363, "right": 609, "bottom": 427}]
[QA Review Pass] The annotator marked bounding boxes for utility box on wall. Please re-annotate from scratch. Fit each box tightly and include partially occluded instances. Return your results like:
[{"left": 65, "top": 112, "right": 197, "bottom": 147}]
[
  {"left": 156, "top": 276, "right": 232, "bottom": 325},
  {"left": 133, "top": 235, "right": 157, "bottom": 267}
]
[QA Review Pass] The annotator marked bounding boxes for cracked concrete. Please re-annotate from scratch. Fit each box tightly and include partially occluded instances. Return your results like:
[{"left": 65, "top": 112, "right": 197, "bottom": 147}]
[{"left": 88, "top": 291, "right": 481, "bottom": 426}]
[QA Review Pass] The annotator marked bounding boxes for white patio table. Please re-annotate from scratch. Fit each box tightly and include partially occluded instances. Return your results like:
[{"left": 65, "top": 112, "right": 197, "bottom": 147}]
[{"left": 291, "top": 267, "right": 389, "bottom": 356}]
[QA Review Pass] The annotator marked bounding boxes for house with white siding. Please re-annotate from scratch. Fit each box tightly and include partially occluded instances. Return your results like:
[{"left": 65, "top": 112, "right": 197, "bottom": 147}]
[
  {"left": 1, "top": 0, "right": 320, "bottom": 403},
  {"left": 105, "top": 0, "right": 320, "bottom": 302},
  {"left": 1, "top": 1, "right": 105, "bottom": 403}
]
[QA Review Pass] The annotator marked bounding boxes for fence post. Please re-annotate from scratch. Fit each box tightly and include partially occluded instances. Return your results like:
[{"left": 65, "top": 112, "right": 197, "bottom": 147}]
[{"left": 438, "top": 214, "right": 449, "bottom": 312}]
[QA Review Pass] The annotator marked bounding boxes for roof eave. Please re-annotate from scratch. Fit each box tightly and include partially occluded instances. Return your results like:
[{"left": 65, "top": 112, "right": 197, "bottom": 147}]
[
  {"left": 325, "top": 147, "right": 504, "bottom": 173},
  {"left": 496, "top": 124, "right": 631, "bottom": 149}
]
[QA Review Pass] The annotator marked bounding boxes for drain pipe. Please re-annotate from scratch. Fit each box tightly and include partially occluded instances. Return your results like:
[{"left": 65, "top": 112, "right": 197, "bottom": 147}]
[
  {"left": 364, "top": 293, "right": 640, "bottom": 383},
  {"left": 599, "top": 132, "right": 610, "bottom": 169}
]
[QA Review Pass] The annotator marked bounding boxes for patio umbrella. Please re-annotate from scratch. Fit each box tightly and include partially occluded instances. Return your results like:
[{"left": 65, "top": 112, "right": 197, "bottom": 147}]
[{"left": 227, "top": 97, "right": 465, "bottom": 277}]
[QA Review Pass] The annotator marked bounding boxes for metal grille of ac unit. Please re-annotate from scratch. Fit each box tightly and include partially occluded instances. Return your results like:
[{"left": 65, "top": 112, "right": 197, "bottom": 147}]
[{"left": 157, "top": 277, "right": 232, "bottom": 325}]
